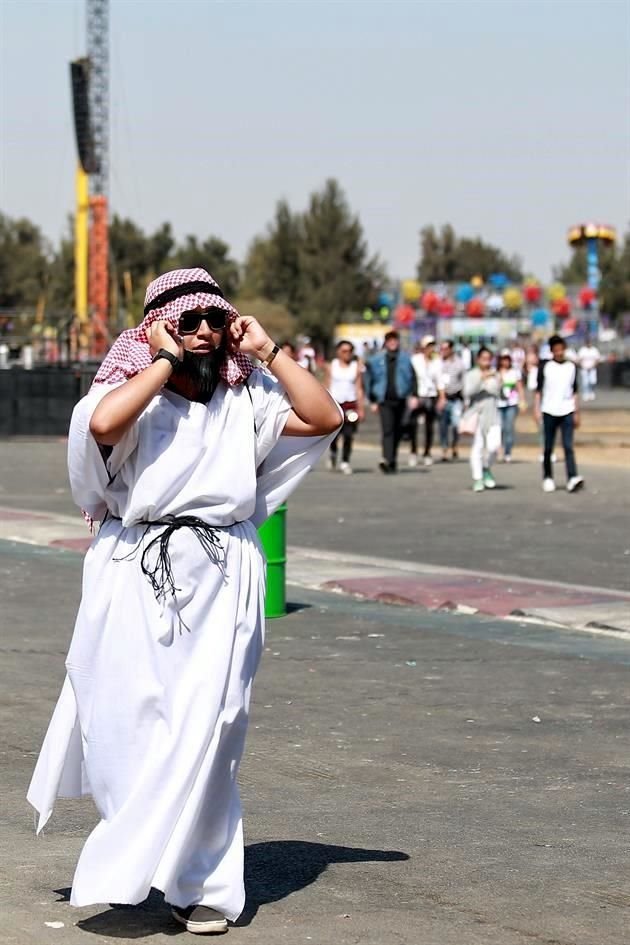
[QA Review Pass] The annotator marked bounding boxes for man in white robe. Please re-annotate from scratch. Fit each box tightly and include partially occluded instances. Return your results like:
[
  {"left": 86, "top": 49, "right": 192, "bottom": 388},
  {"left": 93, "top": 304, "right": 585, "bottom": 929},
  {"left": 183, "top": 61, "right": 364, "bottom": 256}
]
[{"left": 27, "top": 269, "right": 341, "bottom": 935}]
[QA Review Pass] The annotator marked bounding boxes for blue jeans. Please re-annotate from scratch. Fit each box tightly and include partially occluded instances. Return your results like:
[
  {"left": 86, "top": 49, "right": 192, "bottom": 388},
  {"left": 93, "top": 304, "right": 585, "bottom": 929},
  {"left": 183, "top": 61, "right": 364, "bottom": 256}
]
[
  {"left": 499, "top": 404, "right": 519, "bottom": 457},
  {"left": 439, "top": 398, "right": 461, "bottom": 450},
  {"left": 543, "top": 413, "right": 577, "bottom": 480}
]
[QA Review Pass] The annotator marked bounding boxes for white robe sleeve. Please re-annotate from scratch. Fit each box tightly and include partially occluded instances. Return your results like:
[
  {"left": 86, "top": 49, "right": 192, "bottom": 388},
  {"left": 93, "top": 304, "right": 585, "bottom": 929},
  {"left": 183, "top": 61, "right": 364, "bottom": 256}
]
[
  {"left": 247, "top": 369, "right": 342, "bottom": 527},
  {"left": 67, "top": 383, "right": 140, "bottom": 520}
]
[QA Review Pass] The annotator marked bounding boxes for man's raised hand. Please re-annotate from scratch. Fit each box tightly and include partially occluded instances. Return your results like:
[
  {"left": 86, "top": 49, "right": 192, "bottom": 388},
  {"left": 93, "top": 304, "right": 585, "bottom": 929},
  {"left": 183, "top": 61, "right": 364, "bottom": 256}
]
[
  {"left": 230, "top": 316, "right": 273, "bottom": 360},
  {"left": 147, "top": 321, "right": 183, "bottom": 361}
]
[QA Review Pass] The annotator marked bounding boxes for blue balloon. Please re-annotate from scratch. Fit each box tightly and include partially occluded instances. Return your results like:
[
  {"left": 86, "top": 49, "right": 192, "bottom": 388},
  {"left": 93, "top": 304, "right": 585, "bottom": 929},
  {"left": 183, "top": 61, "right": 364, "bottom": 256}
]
[
  {"left": 531, "top": 308, "right": 550, "bottom": 326},
  {"left": 378, "top": 291, "right": 395, "bottom": 308},
  {"left": 489, "top": 273, "right": 509, "bottom": 290},
  {"left": 455, "top": 284, "right": 474, "bottom": 303}
]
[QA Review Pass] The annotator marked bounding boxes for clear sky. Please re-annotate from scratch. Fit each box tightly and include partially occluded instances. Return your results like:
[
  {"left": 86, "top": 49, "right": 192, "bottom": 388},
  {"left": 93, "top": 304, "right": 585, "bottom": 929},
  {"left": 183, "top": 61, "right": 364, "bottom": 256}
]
[{"left": 1, "top": 0, "right": 629, "bottom": 281}]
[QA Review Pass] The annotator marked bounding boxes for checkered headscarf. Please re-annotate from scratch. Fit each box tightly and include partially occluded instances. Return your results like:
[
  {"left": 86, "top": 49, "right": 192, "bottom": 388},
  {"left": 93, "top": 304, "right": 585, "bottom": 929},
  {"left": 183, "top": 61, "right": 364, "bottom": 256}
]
[{"left": 92, "top": 268, "right": 253, "bottom": 387}]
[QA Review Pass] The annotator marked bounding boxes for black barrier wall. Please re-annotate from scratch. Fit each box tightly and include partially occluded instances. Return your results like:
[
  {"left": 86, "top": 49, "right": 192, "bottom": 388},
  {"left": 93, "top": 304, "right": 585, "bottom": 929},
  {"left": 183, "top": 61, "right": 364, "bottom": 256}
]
[
  {"left": 0, "top": 368, "right": 97, "bottom": 436},
  {"left": 0, "top": 361, "right": 628, "bottom": 437}
]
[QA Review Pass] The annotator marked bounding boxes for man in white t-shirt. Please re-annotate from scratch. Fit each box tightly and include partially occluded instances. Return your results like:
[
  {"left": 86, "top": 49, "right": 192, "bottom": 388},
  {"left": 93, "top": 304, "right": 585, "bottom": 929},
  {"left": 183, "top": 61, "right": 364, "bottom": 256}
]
[
  {"left": 535, "top": 334, "right": 583, "bottom": 494},
  {"left": 409, "top": 336, "right": 443, "bottom": 466},
  {"left": 577, "top": 339, "right": 601, "bottom": 402}
]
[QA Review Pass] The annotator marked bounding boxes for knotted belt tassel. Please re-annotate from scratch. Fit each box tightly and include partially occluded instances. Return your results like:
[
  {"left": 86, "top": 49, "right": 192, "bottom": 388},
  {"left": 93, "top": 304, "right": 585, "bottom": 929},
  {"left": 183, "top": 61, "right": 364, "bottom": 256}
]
[{"left": 111, "top": 514, "right": 225, "bottom": 633}]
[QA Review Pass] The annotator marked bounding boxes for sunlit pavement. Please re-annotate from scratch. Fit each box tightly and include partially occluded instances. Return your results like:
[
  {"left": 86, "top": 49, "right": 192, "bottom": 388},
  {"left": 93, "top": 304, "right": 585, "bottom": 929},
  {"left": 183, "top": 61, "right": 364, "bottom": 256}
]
[{"left": 1, "top": 436, "right": 630, "bottom": 944}]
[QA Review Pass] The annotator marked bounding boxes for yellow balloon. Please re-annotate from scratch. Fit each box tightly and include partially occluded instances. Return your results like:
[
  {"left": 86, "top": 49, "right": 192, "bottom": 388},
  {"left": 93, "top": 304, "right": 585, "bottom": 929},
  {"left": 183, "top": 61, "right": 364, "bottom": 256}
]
[
  {"left": 548, "top": 282, "right": 566, "bottom": 302},
  {"left": 503, "top": 287, "right": 523, "bottom": 310},
  {"left": 402, "top": 280, "right": 422, "bottom": 302},
  {"left": 471, "top": 275, "right": 483, "bottom": 289}
]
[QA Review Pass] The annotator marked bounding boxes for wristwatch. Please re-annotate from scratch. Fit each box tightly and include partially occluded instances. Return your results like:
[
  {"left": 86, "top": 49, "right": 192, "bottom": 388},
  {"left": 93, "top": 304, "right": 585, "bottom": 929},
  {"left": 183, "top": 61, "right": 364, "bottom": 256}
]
[
  {"left": 152, "top": 348, "right": 181, "bottom": 370},
  {"left": 262, "top": 343, "right": 280, "bottom": 368}
]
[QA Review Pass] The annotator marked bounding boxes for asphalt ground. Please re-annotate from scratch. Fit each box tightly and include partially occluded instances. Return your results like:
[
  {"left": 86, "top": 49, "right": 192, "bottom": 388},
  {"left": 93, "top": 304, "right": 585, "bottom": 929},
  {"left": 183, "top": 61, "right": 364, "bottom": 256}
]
[
  {"left": 2, "top": 542, "right": 630, "bottom": 945},
  {"left": 0, "top": 432, "right": 629, "bottom": 593},
  {"left": 0, "top": 410, "right": 629, "bottom": 945}
]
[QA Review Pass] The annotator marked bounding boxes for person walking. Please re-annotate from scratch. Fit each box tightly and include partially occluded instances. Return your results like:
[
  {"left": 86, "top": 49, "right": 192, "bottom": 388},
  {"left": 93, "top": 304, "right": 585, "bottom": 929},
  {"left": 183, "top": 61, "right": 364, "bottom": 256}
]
[
  {"left": 325, "top": 339, "right": 365, "bottom": 474},
  {"left": 577, "top": 338, "right": 601, "bottom": 402},
  {"left": 535, "top": 334, "right": 584, "bottom": 493},
  {"left": 27, "top": 268, "right": 341, "bottom": 934},
  {"left": 365, "top": 330, "right": 417, "bottom": 474},
  {"left": 460, "top": 338, "right": 473, "bottom": 371},
  {"left": 525, "top": 343, "right": 540, "bottom": 404},
  {"left": 497, "top": 350, "right": 526, "bottom": 462},
  {"left": 409, "top": 336, "right": 442, "bottom": 466},
  {"left": 462, "top": 347, "right": 502, "bottom": 493},
  {"left": 437, "top": 339, "right": 464, "bottom": 461}
]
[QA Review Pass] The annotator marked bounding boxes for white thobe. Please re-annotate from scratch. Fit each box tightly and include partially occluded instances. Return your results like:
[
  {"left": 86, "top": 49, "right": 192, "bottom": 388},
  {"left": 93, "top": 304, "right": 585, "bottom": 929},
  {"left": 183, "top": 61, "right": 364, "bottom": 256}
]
[{"left": 27, "top": 370, "right": 336, "bottom": 920}]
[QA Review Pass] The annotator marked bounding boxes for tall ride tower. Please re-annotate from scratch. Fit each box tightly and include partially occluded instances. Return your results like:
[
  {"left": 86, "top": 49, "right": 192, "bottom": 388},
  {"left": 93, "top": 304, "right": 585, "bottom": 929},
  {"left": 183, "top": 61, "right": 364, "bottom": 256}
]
[{"left": 70, "top": 0, "right": 109, "bottom": 358}]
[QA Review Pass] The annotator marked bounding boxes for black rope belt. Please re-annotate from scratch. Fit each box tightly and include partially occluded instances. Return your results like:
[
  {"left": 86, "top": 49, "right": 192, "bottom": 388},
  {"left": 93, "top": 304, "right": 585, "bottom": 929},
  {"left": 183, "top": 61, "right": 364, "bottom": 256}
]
[{"left": 109, "top": 514, "right": 225, "bottom": 614}]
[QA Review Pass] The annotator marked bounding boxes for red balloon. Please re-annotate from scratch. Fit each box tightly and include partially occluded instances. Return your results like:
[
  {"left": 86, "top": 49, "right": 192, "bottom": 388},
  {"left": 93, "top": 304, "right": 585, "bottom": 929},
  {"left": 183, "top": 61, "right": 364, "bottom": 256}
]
[
  {"left": 524, "top": 284, "right": 542, "bottom": 304},
  {"left": 421, "top": 291, "right": 440, "bottom": 313},
  {"left": 552, "top": 298, "right": 571, "bottom": 317},
  {"left": 438, "top": 298, "right": 455, "bottom": 317},
  {"left": 466, "top": 298, "right": 485, "bottom": 317},
  {"left": 395, "top": 304, "right": 415, "bottom": 325},
  {"left": 578, "top": 286, "right": 596, "bottom": 308}
]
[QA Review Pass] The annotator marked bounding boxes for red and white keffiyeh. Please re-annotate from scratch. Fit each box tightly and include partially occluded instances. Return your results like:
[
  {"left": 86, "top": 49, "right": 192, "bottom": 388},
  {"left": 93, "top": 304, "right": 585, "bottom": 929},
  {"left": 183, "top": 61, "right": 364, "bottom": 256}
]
[{"left": 92, "top": 268, "right": 253, "bottom": 387}]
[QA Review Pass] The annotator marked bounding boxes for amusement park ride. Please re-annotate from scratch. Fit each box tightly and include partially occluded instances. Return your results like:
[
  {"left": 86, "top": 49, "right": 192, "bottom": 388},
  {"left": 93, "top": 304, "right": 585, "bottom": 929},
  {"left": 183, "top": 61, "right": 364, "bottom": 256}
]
[
  {"left": 567, "top": 223, "right": 616, "bottom": 336},
  {"left": 70, "top": 0, "right": 109, "bottom": 357}
]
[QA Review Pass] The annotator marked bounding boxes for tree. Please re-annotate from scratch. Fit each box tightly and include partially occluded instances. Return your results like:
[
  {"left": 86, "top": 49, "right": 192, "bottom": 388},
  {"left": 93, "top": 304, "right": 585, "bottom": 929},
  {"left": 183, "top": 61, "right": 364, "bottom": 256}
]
[
  {"left": 241, "top": 200, "right": 302, "bottom": 309},
  {"left": 46, "top": 220, "right": 75, "bottom": 315},
  {"left": 0, "top": 213, "right": 50, "bottom": 308},
  {"left": 233, "top": 295, "right": 296, "bottom": 342},
  {"left": 147, "top": 222, "right": 176, "bottom": 276},
  {"left": 243, "top": 181, "right": 384, "bottom": 347},
  {"left": 296, "top": 179, "right": 384, "bottom": 345},
  {"left": 172, "top": 235, "right": 240, "bottom": 297},
  {"left": 418, "top": 224, "right": 523, "bottom": 282}
]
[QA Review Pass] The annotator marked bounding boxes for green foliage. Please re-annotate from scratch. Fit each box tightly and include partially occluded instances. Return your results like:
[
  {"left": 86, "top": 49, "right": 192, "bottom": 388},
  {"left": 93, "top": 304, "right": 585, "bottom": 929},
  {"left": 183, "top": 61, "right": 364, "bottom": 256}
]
[
  {"left": 0, "top": 213, "right": 51, "bottom": 308},
  {"left": 418, "top": 224, "right": 523, "bottom": 282},
  {"left": 232, "top": 295, "right": 296, "bottom": 342},
  {"left": 171, "top": 234, "right": 240, "bottom": 297},
  {"left": 240, "top": 200, "right": 302, "bottom": 310},
  {"left": 45, "top": 220, "right": 74, "bottom": 315},
  {"left": 242, "top": 180, "right": 384, "bottom": 347}
]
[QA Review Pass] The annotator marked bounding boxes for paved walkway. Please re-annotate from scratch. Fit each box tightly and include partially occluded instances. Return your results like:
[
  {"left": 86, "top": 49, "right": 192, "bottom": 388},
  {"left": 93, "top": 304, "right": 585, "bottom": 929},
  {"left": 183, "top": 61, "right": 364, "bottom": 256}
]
[
  {"left": 2, "top": 435, "right": 630, "bottom": 944},
  {"left": 3, "top": 541, "right": 630, "bottom": 945},
  {"left": 2, "top": 505, "right": 629, "bottom": 636}
]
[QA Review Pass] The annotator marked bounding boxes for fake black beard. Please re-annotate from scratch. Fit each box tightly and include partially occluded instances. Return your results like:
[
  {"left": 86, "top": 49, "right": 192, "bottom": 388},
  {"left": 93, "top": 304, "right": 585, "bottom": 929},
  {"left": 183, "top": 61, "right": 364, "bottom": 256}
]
[{"left": 177, "top": 347, "right": 224, "bottom": 403}]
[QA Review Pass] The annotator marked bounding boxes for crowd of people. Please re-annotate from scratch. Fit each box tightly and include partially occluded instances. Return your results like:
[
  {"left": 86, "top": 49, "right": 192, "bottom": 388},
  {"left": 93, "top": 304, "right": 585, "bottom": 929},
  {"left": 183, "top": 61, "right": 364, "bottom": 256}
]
[{"left": 312, "top": 331, "right": 594, "bottom": 494}]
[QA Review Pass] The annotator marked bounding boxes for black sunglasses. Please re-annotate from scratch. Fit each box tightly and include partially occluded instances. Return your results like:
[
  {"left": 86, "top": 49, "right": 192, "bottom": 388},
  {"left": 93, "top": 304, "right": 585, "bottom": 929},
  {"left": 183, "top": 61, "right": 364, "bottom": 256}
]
[{"left": 178, "top": 309, "right": 227, "bottom": 334}]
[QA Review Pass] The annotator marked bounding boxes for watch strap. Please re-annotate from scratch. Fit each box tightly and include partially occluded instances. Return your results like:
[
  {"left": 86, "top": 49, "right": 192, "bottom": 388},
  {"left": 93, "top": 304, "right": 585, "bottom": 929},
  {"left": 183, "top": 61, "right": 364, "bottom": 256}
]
[{"left": 152, "top": 348, "right": 180, "bottom": 370}]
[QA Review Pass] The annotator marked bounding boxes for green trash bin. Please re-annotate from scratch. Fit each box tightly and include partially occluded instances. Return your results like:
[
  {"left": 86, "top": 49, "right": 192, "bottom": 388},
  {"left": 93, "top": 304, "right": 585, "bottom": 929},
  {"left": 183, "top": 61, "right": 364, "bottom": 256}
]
[{"left": 258, "top": 504, "right": 287, "bottom": 618}]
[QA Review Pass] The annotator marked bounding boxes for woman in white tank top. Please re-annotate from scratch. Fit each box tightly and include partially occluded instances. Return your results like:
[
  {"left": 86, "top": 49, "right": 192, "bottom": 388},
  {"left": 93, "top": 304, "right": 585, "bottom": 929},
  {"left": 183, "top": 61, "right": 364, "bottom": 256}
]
[{"left": 324, "top": 340, "right": 365, "bottom": 474}]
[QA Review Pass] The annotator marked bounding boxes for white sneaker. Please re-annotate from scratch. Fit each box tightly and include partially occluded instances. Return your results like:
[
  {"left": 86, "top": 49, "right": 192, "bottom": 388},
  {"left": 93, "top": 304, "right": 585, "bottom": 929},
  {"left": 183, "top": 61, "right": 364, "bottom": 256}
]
[
  {"left": 339, "top": 461, "right": 353, "bottom": 475},
  {"left": 408, "top": 454, "right": 418, "bottom": 468},
  {"left": 543, "top": 478, "right": 556, "bottom": 493},
  {"left": 423, "top": 455, "right": 433, "bottom": 467},
  {"left": 566, "top": 476, "right": 584, "bottom": 493},
  {"left": 505, "top": 455, "right": 512, "bottom": 463}
]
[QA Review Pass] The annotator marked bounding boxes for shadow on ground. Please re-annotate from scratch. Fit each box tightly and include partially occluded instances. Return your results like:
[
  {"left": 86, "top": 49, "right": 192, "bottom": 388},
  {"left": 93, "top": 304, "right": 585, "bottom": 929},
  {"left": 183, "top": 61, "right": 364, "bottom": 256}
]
[
  {"left": 238, "top": 840, "right": 409, "bottom": 925},
  {"left": 65, "top": 840, "right": 409, "bottom": 937}
]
